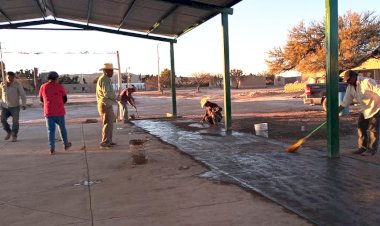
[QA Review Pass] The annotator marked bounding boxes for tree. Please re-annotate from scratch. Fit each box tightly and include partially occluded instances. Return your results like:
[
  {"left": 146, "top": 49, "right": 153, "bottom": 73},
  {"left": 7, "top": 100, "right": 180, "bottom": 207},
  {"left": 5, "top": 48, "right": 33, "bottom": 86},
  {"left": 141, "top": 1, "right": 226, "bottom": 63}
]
[
  {"left": 16, "top": 69, "right": 34, "bottom": 79},
  {"left": 257, "top": 71, "right": 275, "bottom": 86},
  {"left": 230, "top": 69, "right": 244, "bottom": 89},
  {"left": 266, "top": 11, "right": 380, "bottom": 75},
  {"left": 191, "top": 72, "right": 211, "bottom": 92},
  {"left": 160, "top": 68, "right": 171, "bottom": 88}
]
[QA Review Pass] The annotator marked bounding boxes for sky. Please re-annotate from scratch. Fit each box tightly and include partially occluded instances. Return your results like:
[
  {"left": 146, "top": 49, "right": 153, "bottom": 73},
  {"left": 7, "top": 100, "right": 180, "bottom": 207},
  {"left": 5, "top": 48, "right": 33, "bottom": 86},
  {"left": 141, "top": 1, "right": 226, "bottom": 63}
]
[{"left": 0, "top": 0, "right": 379, "bottom": 77}]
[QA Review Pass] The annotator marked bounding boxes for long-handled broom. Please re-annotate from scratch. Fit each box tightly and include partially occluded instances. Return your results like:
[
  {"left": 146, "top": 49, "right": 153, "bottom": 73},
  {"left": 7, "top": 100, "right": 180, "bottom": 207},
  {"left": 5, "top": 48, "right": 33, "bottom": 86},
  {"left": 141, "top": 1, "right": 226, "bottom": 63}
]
[{"left": 286, "top": 121, "right": 327, "bottom": 152}]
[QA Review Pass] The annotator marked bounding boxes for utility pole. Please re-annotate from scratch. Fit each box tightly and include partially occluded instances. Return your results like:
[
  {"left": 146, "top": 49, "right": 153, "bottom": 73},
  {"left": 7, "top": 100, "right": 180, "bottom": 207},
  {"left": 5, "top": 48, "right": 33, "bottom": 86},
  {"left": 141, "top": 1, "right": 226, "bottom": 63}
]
[
  {"left": 157, "top": 43, "right": 161, "bottom": 91},
  {"left": 0, "top": 42, "right": 5, "bottom": 82}
]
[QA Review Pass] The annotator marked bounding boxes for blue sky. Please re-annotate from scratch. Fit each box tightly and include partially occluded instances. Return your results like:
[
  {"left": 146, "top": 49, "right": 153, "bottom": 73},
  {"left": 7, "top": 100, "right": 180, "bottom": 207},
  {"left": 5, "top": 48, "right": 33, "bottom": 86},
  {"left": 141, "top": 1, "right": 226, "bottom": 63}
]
[{"left": 0, "top": 0, "right": 378, "bottom": 76}]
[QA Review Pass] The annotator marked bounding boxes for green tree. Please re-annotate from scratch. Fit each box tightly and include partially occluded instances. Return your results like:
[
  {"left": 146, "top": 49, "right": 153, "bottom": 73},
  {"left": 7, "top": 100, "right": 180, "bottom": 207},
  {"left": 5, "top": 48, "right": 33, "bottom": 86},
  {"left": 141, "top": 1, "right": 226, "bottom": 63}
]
[{"left": 266, "top": 11, "right": 380, "bottom": 75}]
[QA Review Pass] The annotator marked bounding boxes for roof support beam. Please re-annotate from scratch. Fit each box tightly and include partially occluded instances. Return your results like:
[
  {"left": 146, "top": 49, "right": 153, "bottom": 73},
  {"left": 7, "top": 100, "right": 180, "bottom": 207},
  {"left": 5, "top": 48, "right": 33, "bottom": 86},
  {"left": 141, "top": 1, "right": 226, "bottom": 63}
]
[
  {"left": 118, "top": 0, "right": 137, "bottom": 30},
  {"left": 35, "top": 0, "right": 47, "bottom": 19},
  {"left": 147, "top": 5, "right": 179, "bottom": 34},
  {"left": 157, "top": 0, "right": 224, "bottom": 11},
  {"left": 325, "top": 0, "right": 340, "bottom": 158},
  {"left": 86, "top": 0, "right": 93, "bottom": 25},
  {"left": 221, "top": 10, "right": 232, "bottom": 131},
  {"left": 45, "top": 0, "right": 57, "bottom": 19},
  {"left": 0, "top": 19, "right": 177, "bottom": 43},
  {"left": 0, "top": 8, "right": 12, "bottom": 23}
]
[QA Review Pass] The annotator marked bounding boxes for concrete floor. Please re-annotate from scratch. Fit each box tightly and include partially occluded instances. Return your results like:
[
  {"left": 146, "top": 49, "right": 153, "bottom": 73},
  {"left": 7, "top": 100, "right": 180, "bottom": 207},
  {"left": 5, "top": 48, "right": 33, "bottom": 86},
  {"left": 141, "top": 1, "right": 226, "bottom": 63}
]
[{"left": 0, "top": 121, "right": 310, "bottom": 226}]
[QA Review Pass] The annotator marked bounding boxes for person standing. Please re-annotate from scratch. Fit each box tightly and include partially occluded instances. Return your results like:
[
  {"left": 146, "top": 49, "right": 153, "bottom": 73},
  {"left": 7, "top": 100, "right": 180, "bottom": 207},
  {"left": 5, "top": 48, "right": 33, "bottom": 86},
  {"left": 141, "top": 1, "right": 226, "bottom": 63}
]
[
  {"left": 339, "top": 70, "right": 380, "bottom": 156},
  {"left": 0, "top": 71, "right": 27, "bottom": 142},
  {"left": 119, "top": 84, "right": 136, "bottom": 123},
  {"left": 200, "top": 97, "right": 223, "bottom": 125},
  {"left": 39, "top": 71, "right": 71, "bottom": 155},
  {"left": 96, "top": 63, "right": 119, "bottom": 148}
]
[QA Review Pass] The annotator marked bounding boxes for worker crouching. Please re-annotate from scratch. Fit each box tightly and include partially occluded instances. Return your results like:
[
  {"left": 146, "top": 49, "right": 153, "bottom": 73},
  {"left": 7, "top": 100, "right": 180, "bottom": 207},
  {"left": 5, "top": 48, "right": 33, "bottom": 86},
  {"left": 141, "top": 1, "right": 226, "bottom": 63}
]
[{"left": 200, "top": 97, "right": 223, "bottom": 125}]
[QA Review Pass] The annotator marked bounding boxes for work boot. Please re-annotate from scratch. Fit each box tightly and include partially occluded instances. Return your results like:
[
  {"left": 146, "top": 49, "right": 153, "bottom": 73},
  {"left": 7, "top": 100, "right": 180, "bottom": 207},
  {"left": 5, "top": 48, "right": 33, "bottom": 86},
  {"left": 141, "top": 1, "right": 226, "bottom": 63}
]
[
  {"left": 99, "top": 143, "right": 111, "bottom": 150},
  {"left": 352, "top": 148, "right": 366, "bottom": 154},
  {"left": 4, "top": 133, "right": 11, "bottom": 140},
  {"left": 50, "top": 149, "right": 55, "bottom": 155},
  {"left": 11, "top": 135, "right": 17, "bottom": 142},
  {"left": 362, "top": 149, "right": 377, "bottom": 156},
  {"left": 109, "top": 142, "right": 117, "bottom": 146},
  {"left": 64, "top": 142, "right": 72, "bottom": 151}
]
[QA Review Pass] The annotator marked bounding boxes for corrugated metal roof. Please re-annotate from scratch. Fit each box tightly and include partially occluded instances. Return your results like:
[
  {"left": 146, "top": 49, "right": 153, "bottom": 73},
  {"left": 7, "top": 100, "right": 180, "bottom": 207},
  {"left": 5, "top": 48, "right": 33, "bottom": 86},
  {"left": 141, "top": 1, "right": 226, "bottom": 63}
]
[{"left": 0, "top": 0, "right": 242, "bottom": 42}]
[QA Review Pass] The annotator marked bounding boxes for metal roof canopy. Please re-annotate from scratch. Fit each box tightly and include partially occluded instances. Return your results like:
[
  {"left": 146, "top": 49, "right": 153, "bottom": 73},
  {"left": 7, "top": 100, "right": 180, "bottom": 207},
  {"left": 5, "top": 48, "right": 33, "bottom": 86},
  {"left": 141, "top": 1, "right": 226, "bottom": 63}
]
[
  {"left": 0, "top": 0, "right": 241, "bottom": 42},
  {"left": 0, "top": 0, "right": 241, "bottom": 131}
]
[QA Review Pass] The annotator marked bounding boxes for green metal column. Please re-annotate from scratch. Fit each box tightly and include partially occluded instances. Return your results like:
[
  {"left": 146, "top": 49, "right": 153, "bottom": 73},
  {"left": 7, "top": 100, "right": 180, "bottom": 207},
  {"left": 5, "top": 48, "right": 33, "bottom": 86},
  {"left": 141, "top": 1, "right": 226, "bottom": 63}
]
[
  {"left": 221, "top": 9, "right": 233, "bottom": 131},
  {"left": 325, "top": 0, "right": 340, "bottom": 158},
  {"left": 170, "top": 42, "right": 177, "bottom": 116}
]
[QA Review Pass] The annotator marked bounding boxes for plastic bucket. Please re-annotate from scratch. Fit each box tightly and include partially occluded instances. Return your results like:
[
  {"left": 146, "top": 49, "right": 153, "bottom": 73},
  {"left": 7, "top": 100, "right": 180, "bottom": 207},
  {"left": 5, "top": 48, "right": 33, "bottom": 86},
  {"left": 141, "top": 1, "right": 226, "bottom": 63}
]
[{"left": 254, "top": 123, "right": 268, "bottom": 138}]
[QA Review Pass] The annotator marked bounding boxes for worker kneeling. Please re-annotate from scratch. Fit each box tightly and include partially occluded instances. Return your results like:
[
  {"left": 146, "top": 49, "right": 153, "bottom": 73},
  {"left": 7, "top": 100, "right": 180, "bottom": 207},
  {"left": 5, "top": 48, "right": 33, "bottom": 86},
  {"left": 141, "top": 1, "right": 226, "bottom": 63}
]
[{"left": 200, "top": 97, "right": 223, "bottom": 125}]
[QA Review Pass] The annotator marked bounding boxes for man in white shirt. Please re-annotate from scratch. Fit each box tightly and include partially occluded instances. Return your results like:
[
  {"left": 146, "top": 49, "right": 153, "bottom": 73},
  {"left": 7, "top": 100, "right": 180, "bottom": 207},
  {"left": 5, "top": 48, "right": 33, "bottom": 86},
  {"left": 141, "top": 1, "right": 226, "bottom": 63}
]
[
  {"left": 0, "top": 71, "right": 27, "bottom": 142},
  {"left": 339, "top": 70, "right": 380, "bottom": 156}
]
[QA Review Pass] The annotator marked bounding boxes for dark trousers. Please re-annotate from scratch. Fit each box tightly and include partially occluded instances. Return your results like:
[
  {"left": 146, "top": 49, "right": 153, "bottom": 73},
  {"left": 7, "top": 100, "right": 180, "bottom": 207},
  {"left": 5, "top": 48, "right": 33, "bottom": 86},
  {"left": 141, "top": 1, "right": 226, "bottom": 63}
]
[
  {"left": 1, "top": 106, "right": 20, "bottom": 136},
  {"left": 358, "top": 111, "right": 380, "bottom": 151}
]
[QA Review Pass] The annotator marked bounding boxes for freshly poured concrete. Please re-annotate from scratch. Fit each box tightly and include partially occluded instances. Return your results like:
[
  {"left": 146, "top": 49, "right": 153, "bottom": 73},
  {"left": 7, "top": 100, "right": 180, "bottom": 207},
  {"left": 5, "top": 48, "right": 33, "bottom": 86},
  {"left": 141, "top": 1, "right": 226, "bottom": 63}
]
[{"left": 134, "top": 119, "right": 380, "bottom": 226}]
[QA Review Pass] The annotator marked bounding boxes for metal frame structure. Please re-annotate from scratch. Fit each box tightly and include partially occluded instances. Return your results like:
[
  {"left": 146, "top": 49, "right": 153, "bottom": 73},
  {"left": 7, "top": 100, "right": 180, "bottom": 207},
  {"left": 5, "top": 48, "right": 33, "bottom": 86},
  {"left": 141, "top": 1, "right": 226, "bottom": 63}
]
[{"left": 0, "top": 0, "right": 342, "bottom": 156}]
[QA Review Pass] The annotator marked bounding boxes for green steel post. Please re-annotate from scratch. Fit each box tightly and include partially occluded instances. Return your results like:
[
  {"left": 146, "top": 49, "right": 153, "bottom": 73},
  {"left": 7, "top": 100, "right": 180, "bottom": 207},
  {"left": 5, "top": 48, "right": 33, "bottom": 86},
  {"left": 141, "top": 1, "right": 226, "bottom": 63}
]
[
  {"left": 325, "top": 0, "right": 340, "bottom": 158},
  {"left": 222, "top": 10, "right": 232, "bottom": 131},
  {"left": 170, "top": 42, "right": 177, "bottom": 116}
]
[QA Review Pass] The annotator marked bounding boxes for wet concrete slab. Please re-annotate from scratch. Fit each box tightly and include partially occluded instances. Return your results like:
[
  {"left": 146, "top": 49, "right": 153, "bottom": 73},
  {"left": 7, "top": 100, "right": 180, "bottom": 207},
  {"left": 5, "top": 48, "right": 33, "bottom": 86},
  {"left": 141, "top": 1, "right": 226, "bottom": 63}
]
[{"left": 133, "top": 119, "right": 380, "bottom": 226}]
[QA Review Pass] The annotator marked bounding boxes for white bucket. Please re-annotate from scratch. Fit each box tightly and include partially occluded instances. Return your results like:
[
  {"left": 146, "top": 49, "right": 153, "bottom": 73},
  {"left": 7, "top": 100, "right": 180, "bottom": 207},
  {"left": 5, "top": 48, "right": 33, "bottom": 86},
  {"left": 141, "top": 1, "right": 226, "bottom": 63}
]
[{"left": 254, "top": 123, "right": 268, "bottom": 138}]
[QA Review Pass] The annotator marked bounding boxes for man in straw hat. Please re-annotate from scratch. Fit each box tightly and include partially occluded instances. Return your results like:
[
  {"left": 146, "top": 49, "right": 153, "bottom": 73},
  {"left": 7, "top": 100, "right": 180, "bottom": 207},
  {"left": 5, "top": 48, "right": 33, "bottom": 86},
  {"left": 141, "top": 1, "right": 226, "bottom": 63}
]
[
  {"left": 0, "top": 69, "right": 27, "bottom": 142},
  {"left": 200, "top": 97, "right": 223, "bottom": 125},
  {"left": 96, "top": 63, "right": 120, "bottom": 149},
  {"left": 339, "top": 70, "right": 380, "bottom": 156}
]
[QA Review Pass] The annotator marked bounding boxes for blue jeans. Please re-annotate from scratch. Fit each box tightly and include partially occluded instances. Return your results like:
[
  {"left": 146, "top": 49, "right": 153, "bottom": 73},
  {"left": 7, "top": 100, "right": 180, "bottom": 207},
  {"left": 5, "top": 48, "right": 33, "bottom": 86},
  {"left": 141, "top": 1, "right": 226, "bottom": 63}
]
[{"left": 45, "top": 116, "right": 69, "bottom": 150}]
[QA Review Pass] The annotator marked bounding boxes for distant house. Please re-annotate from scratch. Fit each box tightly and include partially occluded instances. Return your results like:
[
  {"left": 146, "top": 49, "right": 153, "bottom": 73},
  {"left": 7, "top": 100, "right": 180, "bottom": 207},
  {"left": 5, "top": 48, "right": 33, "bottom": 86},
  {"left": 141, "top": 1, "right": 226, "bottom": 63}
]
[{"left": 233, "top": 75, "right": 266, "bottom": 89}]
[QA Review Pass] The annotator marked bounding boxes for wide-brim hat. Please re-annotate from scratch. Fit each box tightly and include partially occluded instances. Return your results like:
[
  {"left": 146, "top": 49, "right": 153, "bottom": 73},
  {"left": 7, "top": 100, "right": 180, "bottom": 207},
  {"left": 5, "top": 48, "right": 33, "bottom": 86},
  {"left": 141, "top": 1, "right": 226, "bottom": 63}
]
[
  {"left": 99, "top": 63, "right": 116, "bottom": 71},
  {"left": 200, "top": 97, "right": 210, "bottom": 108}
]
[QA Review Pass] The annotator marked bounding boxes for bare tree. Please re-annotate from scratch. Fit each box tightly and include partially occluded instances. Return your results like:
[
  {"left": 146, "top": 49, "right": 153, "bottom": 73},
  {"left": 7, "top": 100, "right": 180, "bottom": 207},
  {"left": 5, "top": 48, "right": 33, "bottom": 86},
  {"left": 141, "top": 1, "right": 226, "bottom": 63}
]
[
  {"left": 191, "top": 72, "right": 211, "bottom": 92},
  {"left": 230, "top": 69, "right": 244, "bottom": 89}
]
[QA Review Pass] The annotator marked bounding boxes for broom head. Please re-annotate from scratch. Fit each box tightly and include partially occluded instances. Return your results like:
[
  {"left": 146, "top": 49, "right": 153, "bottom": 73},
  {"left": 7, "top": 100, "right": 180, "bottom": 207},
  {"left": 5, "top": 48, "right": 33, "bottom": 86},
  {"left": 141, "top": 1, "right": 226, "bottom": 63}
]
[{"left": 286, "top": 138, "right": 306, "bottom": 152}]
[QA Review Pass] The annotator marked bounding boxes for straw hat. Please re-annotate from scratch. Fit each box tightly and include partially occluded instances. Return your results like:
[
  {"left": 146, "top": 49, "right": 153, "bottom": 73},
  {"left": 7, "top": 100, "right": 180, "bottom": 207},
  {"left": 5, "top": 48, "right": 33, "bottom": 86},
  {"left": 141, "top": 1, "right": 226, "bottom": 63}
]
[
  {"left": 200, "top": 97, "right": 209, "bottom": 108},
  {"left": 99, "top": 63, "right": 116, "bottom": 71}
]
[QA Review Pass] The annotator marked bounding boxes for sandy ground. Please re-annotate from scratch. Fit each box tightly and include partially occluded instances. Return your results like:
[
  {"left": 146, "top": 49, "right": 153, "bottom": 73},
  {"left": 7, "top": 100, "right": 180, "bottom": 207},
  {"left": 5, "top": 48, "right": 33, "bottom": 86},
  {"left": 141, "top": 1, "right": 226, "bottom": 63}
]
[{"left": 4, "top": 86, "right": 376, "bottom": 225}]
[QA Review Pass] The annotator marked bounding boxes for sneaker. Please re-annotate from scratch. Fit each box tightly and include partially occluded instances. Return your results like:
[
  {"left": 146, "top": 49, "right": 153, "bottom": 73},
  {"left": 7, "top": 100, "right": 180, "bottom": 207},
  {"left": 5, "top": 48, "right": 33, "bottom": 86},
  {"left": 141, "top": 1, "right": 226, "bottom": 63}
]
[
  {"left": 11, "top": 136, "right": 17, "bottom": 142},
  {"left": 4, "top": 133, "right": 11, "bottom": 140},
  {"left": 50, "top": 149, "right": 55, "bottom": 155},
  {"left": 64, "top": 142, "right": 72, "bottom": 151},
  {"left": 352, "top": 148, "right": 366, "bottom": 154}
]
